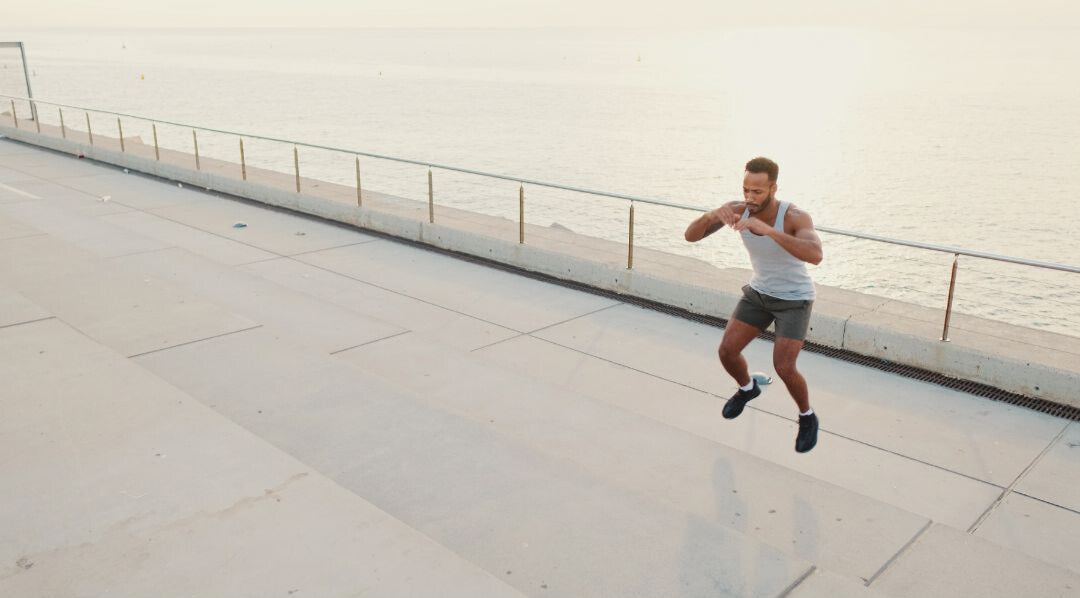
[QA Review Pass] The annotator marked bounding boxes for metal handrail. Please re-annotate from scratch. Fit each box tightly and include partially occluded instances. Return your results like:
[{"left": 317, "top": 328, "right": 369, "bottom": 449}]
[
  {"left": 4, "top": 92, "right": 1076, "bottom": 275},
  {"left": 3, "top": 91, "right": 1078, "bottom": 341}
]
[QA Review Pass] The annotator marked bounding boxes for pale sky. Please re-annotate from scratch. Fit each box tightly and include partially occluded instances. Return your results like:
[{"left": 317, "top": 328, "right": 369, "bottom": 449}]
[{"left": 5, "top": 0, "right": 1079, "bottom": 29}]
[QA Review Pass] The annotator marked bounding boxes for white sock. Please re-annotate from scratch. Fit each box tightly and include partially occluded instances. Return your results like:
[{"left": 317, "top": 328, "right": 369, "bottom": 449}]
[
  {"left": 740, "top": 380, "right": 755, "bottom": 391},
  {"left": 800, "top": 408, "right": 814, "bottom": 416}
]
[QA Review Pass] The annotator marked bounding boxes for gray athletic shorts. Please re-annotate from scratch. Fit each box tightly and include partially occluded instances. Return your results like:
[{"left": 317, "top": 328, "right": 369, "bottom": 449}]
[{"left": 732, "top": 285, "right": 814, "bottom": 340}]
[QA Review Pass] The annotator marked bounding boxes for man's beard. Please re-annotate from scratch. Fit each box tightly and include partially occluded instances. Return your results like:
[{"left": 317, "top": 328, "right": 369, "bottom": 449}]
[{"left": 749, "top": 193, "right": 774, "bottom": 213}]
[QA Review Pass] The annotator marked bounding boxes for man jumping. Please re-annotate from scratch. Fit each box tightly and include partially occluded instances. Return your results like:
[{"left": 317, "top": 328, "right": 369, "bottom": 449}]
[{"left": 684, "top": 157, "right": 823, "bottom": 453}]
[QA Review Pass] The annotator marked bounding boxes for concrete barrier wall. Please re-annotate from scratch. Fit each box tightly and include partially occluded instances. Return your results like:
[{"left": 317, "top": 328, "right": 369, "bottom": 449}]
[{"left": 3, "top": 123, "right": 1077, "bottom": 408}]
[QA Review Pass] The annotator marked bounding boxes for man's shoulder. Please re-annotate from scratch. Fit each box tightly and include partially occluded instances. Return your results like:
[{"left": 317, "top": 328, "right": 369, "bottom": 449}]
[{"left": 782, "top": 203, "right": 816, "bottom": 232}]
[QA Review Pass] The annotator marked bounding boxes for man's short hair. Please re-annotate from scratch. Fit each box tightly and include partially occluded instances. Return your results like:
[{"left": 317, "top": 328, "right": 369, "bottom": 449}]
[{"left": 745, "top": 157, "right": 779, "bottom": 182}]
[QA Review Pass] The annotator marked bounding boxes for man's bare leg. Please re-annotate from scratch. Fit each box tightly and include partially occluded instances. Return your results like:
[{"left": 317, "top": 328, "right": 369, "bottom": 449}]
[
  {"left": 718, "top": 318, "right": 761, "bottom": 386},
  {"left": 772, "top": 337, "right": 810, "bottom": 412}
]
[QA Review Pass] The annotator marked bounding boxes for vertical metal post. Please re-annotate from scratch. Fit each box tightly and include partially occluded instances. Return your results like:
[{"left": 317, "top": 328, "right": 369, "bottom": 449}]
[
  {"left": 519, "top": 184, "right": 525, "bottom": 244},
  {"left": 9, "top": 100, "right": 16, "bottom": 128},
  {"left": 941, "top": 253, "right": 959, "bottom": 341},
  {"left": 18, "top": 42, "right": 37, "bottom": 123},
  {"left": 33, "top": 102, "right": 40, "bottom": 133},
  {"left": 627, "top": 202, "right": 635, "bottom": 269},
  {"left": 293, "top": 146, "right": 300, "bottom": 193},
  {"left": 117, "top": 118, "right": 125, "bottom": 152},
  {"left": 239, "top": 138, "right": 246, "bottom": 180},
  {"left": 192, "top": 129, "right": 200, "bottom": 170},
  {"left": 86, "top": 112, "right": 93, "bottom": 146},
  {"left": 152, "top": 123, "right": 159, "bottom": 160},
  {"left": 427, "top": 167, "right": 434, "bottom": 223},
  {"left": 355, "top": 156, "right": 362, "bottom": 206},
  {"left": 59, "top": 107, "right": 66, "bottom": 139}
]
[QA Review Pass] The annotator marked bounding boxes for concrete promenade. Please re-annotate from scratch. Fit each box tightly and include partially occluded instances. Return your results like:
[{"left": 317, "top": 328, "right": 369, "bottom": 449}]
[{"left": 2, "top": 137, "right": 1080, "bottom": 597}]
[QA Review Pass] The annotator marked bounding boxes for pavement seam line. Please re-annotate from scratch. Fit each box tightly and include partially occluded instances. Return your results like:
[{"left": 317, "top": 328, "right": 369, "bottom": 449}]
[
  {"left": 284, "top": 239, "right": 384, "bottom": 258},
  {"left": 524, "top": 334, "right": 1008, "bottom": 489},
  {"left": 470, "top": 303, "right": 622, "bottom": 353},
  {"left": 1010, "top": 489, "right": 1080, "bottom": 516},
  {"left": 127, "top": 324, "right": 264, "bottom": 359},
  {"left": 775, "top": 565, "right": 817, "bottom": 598},
  {"left": 0, "top": 181, "right": 41, "bottom": 199},
  {"left": 329, "top": 330, "right": 413, "bottom": 355},
  {"left": 0, "top": 316, "right": 56, "bottom": 330},
  {"left": 292, "top": 257, "right": 528, "bottom": 334},
  {"left": 108, "top": 245, "right": 178, "bottom": 260},
  {"left": 966, "top": 422, "right": 1071, "bottom": 534},
  {"left": 0, "top": 232, "right": 49, "bottom": 242},
  {"left": 864, "top": 519, "right": 933, "bottom": 587}
]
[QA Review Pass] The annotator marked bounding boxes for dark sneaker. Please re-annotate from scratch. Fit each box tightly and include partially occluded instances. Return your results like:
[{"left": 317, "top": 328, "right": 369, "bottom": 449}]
[
  {"left": 722, "top": 381, "right": 760, "bottom": 419},
  {"left": 795, "top": 413, "right": 819, "bottom": 453}
]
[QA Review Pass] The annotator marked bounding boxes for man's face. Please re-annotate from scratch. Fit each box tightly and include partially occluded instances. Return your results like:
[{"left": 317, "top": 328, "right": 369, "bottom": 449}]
[{"left": 742, "top": 171, "right": 776, "bottom": 214}]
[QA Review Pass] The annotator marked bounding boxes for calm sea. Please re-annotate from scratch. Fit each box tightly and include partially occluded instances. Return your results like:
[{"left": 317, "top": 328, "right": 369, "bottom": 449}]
[{"left": 3, "top": 27, "right": 1079, "bottom": 336}]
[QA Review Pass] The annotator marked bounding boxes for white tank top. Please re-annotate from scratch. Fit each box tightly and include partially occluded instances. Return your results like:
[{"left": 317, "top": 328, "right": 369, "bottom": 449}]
[{"left": 738, "top": 201, "right": 816, "bottom": 300}]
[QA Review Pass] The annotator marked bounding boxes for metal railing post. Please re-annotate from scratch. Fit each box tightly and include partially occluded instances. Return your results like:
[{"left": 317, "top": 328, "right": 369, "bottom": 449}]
[
  {"left": 239, "top": 138, "right": 246, "bottom": 180},
  {"left": 628, "top": 202, "right": 635, "bottom": 269},
  {"left": 360, "top": 154, "right": 369, "bottom": 206},
  {"left": 428, "top": 167, "right": 434, "bottom": 223},
  {"left": 59, "top": 107, "right": 65, "bottom": 139},
  {"left": 293, "top": 146, "right": 300, "bottom": 192},
  {"left": 9, "top": 100, "right": 17, "bottom": 128},
  {"left": 519, "top": 184, "right": 525, "bottom": 244},
  {"left": 33, "top": 102, "right": 40, "bottom": 133},
  {"left": 152, "top": 123, "right": 159, "bottom": 160},
  {"left": 941, "top": 253, "right": 959, "bottom": 341},
  {"left": 192, "top": 129, "right": 200, "bottom": 170},
  {"left": 18, "top": 42, "right": 36, "bottom": 123},
  {"left": 117, "top": 118, "right": 124, "bottom": 152},
  {"left": 85, "top": 112, "right": 93, "bottom": 146}
]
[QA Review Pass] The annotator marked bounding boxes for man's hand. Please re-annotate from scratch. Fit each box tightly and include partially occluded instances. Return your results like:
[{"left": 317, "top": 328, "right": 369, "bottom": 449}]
[
  {"left": 732, "top": 217, "right": 773, "bottom": 236},
  {"left": 708, "top": 203, "right": 742, "bottom": 228},
  {"left": 684, "top": 201, "right": 745, "bottom": 243}
]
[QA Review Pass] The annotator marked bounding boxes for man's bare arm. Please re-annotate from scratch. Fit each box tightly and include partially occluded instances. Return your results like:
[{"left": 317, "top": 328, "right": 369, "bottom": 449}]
[
  {"left": 684, "top": 201, "right": 745, "bottom": 242},
  {"left": 767, "top": 208, "right": 823, "bottom": 265}
]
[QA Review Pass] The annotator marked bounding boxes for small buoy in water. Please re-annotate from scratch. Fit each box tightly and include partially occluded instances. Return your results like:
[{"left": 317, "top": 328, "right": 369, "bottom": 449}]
[{"left": 751, "top": 372, "right": 773, "bottom": 385}]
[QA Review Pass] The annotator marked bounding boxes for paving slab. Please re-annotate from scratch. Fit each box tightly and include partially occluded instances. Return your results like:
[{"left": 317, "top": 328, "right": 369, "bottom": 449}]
[
  {"left": 0, "top": 179, "right": 44, "bottom": 204},
  {"left": 44, "top": 170, "right": 217, "bottom": 210},
  {"left": 1014, "top": 423, "right": 1080, "bottom": 512},
  {"left": 0, "top": 177, "right": 135, "bottom": 215},
  {"left": 0, "top": 139, "right": 41, "bottom": 156},
  {"left": 102, "top": 210, "right": 278, "bottom": 266},
  {"left": 298, "top": 241, "right": 619, "bottom": 332},
  {"left": 0, "top": 234, "right": 255, "bottom": 357},
  {"left": 974, "top": 493, "right": 1080, "bottom": 573},
  {"left": 533, "top": 303, "right": 1067, "bottom": 486},
  {"left": 0, "top": 285, "right": 51, "bottom": 328},
  {"left": 476, "top": 334, "right": 1002, "bottom": 530},
  {"left": 0, "top": 209, "right": 43, "bottom": 240},
  {"left": 243, "top": 256, "right": 518, "bottom": 350},
  {"left": 788, "top": 568, "right": 887, "bottom": 597},
  {"left": 0, "top": 319, "right": 526, "bottom": 598},
  {"left": 0, "top": 149, "right": 117, "bottom": 179},
  {"left": 0, "top": 164, "right": 40, "bottom": 184},
  {"left": 134, "top": 327, "right": 812, "bottom": 598},
  {"left": 872, "top": 523, "right": 1080, "bottom": 598},
  {"left": 149, "top": 198, "right": 379, "bottom": 256},
  {"left": 0, "top": 199, "right": 161, "bottom": 259},
  {"left": 335, "top": 332, "right": 931, "bottom": 582},
  {"left": 113, "top": 246, "right": 405, "bottom": 354}
]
